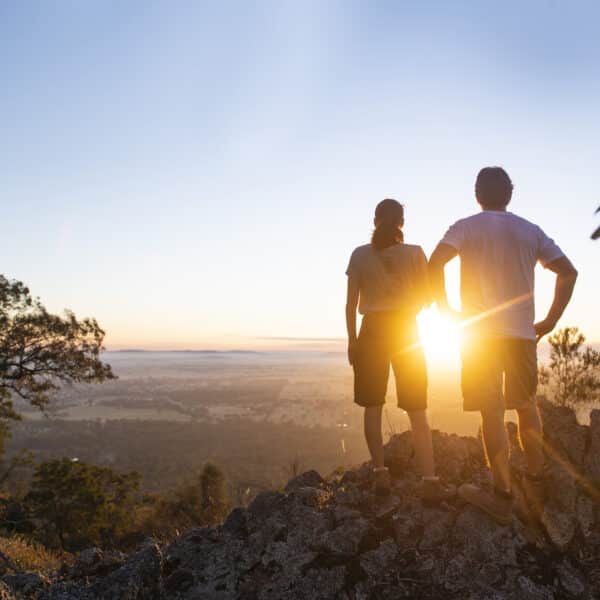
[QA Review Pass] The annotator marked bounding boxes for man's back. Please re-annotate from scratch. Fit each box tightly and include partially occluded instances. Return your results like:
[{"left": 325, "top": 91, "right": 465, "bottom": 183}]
[{"left": 440, "top": 211, "right": 563, "bottom": 339}]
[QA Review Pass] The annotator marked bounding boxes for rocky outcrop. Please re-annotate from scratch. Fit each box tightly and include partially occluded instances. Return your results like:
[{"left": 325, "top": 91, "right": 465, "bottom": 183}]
[{"left": 4, "top": 400, "right": 600, "bottom": 599}]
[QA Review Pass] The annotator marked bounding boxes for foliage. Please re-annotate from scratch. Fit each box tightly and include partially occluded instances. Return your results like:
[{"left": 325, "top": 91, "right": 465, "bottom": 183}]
[
  {"left": 0, "top": 534, "right": 63, "bottom": 575},
  {"left": 199, "top": 462, "right": 229, "bottom": 525},
  {"left": 0, "top": 534, "right": 62, "bottom": 575},
  {"left": 140, "top": 462, "right": 230, "bottom": 539},
  {"left": 539, "top": 327, "right": 600, "bottom": 408},
  {"left": 0, "top": 274, "right": 115, "bottom": 419},
  {"left": 24, "top": 458, "right": 140, "bottom": 551}
]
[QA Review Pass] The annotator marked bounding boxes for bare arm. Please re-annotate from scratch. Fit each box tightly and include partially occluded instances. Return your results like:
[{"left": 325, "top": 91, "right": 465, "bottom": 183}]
[
  {"left": 534, "top": 256, "right": 578, "bottom": 340},
  {"left": 345, "top": 276, "right": 360, "bottom": 365},
  {"left": 428, "top": 242, "right": 459, "bottom": 315}
]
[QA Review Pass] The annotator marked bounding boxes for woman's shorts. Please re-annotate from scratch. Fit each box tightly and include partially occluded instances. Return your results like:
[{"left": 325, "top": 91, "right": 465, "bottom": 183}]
[{"left": 353, "top": 312, "right": 427, "bottom": 411}]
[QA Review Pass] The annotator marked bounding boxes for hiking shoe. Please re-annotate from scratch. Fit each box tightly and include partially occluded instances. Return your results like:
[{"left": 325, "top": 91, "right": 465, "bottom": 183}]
[
  {"left": 458, "top": 483, "right": 513, "bottom": 526},
  {"left": 419, "top": 477, "right": 456, "bottom": 503},
  {"left": 521, "top": 472, "right": 546, "bottom": 518},
  {"left": 372, "top": 467, "right": 391, "bottom": 497}
]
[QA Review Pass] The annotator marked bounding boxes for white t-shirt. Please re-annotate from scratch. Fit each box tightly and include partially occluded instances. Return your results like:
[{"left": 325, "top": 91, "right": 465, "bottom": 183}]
[
  {"left": 346, "top": 243, "right": 431, "bottom": 315},
  {"left": 440, "top": 210, "right": 564, "bottom": 340}
]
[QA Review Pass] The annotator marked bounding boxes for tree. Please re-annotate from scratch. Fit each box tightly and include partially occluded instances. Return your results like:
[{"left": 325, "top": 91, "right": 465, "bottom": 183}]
[
  {"left": 538, "top": 327, "right": 600, "bottom": 408},
  {"left": 143, "top": 463, "right": 230, "bottom": 538},
  {"left": 199, "top": 462, "right": 229, "bottom": 525},
  {"left": 25, "top": 458, "right": 140, "bottom": 551},
  {"left": 0, "top": 274, "right": 114, "bottom": 421}
]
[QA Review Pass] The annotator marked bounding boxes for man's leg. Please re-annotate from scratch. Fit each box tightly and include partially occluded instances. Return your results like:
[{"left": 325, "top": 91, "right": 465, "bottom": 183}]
[
  {"left": 481, "top": 407, "right": 511, "bottom": 493},
  {"left": 458, "top": 407, "right": 513, "bottom": 524},
  {"left": 364, "top": 405, "right": 385, "bottom": 468},
  {"left": 516, "top": 403, "right": 544, "bottom": 476},
  {"left": 515, "top": 403, "right": 546, "bottom": 516}
]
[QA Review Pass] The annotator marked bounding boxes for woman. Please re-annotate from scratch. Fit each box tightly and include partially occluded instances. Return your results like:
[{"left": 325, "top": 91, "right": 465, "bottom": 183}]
[{"left": 346, "top": 199, "right": 453, "bottom": 500}]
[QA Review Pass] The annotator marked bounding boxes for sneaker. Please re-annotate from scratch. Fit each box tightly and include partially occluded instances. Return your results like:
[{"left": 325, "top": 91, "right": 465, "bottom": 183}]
[
  {"left": 419, "top": 477, "right": 456, "bottom": 503},
  {"left": 372, "top": 467, "right": 391, "bottom": 496},
  {"left": 458, "top": 483, "right": 513, "bottom": 526}
]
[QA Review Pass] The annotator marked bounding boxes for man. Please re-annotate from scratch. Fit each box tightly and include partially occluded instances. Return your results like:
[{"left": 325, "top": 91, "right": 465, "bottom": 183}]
[{"left": 429, "top": 167, "right": 578, "bottom": 524}]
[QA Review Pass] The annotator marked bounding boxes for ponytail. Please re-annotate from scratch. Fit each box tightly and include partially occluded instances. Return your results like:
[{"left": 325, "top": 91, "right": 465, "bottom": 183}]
[
  {"left": 371, "top": 199, "right": 404, "bottom": 250},
  {"left": 371, "top": 222, "right": 403, "bottom": 249}
]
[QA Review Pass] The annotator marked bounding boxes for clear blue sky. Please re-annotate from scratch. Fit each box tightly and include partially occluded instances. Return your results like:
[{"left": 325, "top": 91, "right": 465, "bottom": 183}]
[{"left": 2, "top": 1, "right": 599, "bottom": 349}]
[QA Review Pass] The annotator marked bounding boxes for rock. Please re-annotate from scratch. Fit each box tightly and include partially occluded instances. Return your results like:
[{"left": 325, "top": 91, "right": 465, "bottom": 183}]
[
  {"left": 0, "top": 582, "right": 16, "bottom": 600},
  {"left": 340, "top": 463, "right": 371, "bottom": 486},
  {"left": 576, "top": 494, "right": 595, "bottom": 538},
  {"left": 557, "top": 560, "right": 586, "bottom": 598},
  {"left": 89, "top": 541, "right": 163, "bottom": 599},
  {"left": 444, "top": 554, "right": 475, "bottom": 593},
  {"left": 514, "top": 575, "right": 555, "bottom": 600},
  {"left": 432, "top": 430, "right": 480, "bottom": 482},
  {"left": 221, "top": 506, "right": 247, "bottom": 537},
  {"left": 246, "top": 491, "right": 286, "bottom": 524},
  {"left": 373, "top": 495, "right": 402, "bottom": 521},
  {"left": 69, "top": 547, "right": 127, "bottom": 579},
  {"left": 419, "top": 508, "right": 454, "bottom": 550},
  {"left": 164, "top": 568, "right": 195, "bottom": 595},
  {"left": 584, "top": 410, "right": 600, "bottom": 485},
  {"left": 3, "top": 572, "right": 48, "bottom": 596},
  {"left": 540, "top": 459, "right": 578, "bottom": 550},
  {"left": 541, "top": 505, "right": 576, "bottom": 551},
  {"left": 18, "top": 414, "right": 600, "bottom": 599},
  {"left": 333, "top": 506, "right": 361, "bottom": 524},
  {"left": 452, "top": 506, "right": 521, "bottom": 565},
  {"left": 392, "top": 512, "right": 419, "bottom": 547},
  {"left": 384, "top": 432, "right": 414, "bottom": 476},
  {"left": 38, "top": 582, "right": 91, "bottom": 600},
  {"left": 317, "top": 518, "right": 369, "bottom": 558},
  {"left": 257, "top": 565, "right": 346, "bottom": 600},
  {"left": 285, "top": 470, "right": 325, "bottom": 492},
  {"left": 539, "top": 398, "right": 588, "bottom": 466},
  {"left": 291, "top": 486, "right": 331, "bottom": 508},
  {"left": 359, "top": 539, "right": 398, "bottom": 579}
]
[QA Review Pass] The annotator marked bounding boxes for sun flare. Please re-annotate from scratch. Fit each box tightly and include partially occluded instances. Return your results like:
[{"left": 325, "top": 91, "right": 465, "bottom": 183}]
[{"left": 417, "top": 306, "right": 461, "bottom": 367}]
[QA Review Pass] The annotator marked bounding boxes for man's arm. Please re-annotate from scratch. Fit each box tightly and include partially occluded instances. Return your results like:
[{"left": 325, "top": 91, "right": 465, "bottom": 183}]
[
  {"left": 534, "top": 256, "right": 578, "bottom": 340},
  {"left": 345, "top": 276, "right": 360, "bottom": 365},
  {"left": 428, "top": 243, "right": 459, "bottom": 315}
]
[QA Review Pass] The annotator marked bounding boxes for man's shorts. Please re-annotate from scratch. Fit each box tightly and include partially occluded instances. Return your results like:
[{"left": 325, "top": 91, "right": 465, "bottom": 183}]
[
  {"left": 460, "top": 333, "right": 538, "bottom": 412},
  {"left": 353, "top": 311, "right": 427, "bottom": 411}
]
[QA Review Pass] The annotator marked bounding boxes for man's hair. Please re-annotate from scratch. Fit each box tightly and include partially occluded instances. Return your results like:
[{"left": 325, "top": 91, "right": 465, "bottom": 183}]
[{"left": 475, "top": 167, "right": 513, "bottom": 209}]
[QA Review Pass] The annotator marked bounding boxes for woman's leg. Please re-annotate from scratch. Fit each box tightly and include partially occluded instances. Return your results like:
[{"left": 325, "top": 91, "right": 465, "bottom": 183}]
[
  {"left": 407, "top": 409, "right": 435, "bottom": 478},
  {"left": 364, "top": 405, "right": 385, "bottom": 468}
]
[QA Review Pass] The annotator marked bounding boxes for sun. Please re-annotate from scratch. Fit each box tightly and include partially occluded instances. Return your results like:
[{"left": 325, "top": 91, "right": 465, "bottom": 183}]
[{"left": 417, "top": 306, "right": 461, "bottom": 368}]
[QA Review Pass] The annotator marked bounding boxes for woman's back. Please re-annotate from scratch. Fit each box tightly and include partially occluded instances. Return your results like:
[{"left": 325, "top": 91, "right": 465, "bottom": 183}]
[{"left": 346, "top": 242, "right": 431, "bottom": 315}]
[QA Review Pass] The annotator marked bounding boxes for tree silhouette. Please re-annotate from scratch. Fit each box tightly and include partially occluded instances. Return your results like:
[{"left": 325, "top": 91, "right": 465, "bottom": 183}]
[
  {"left": 200, "top": 462, "right": 229, "bottom": 525},
  {"left": 25, "top": 458, "right": 140, "bottom": 550},
  {"left": 0, "top": 275, "right": 115, "bottom": 422},
  {"left": 539, "top": 327, "right": 600, "bottom": 408}
]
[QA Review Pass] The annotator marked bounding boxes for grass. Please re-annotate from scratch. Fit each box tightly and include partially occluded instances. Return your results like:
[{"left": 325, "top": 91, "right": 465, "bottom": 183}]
[{"left": 0, "top": 535, "right": 64, "bottom": 575}]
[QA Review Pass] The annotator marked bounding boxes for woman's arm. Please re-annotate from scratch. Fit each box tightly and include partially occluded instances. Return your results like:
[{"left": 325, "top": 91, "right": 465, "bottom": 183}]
[
  {"left": 428, "top": 242, "right": 459, "bottom": 316},
  {"left": 345, "top": 276, "right": 360, "bottom": 365}
]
